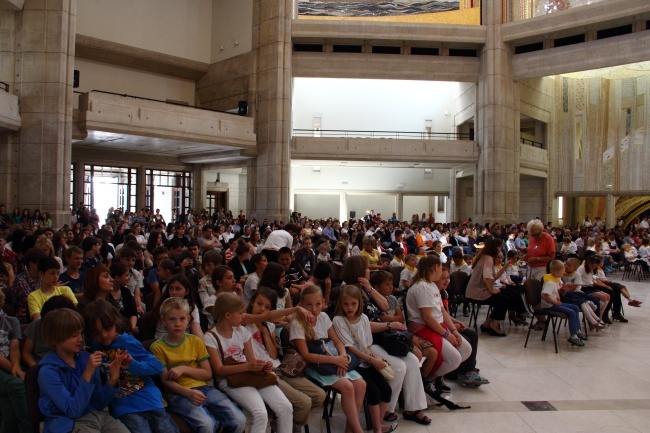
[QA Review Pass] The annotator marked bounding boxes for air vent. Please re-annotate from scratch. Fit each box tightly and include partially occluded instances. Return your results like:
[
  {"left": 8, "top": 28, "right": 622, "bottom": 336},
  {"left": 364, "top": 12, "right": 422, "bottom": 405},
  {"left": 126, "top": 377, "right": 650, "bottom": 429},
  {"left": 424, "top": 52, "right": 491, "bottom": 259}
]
[
  {"left": 411, "top": 47, "right": 439, "bottom": 56},
  {"left": 293, "top": 44, "right": 323, "bottom": 52},
  {"left": 449, "top": 48, "right": 478, "bottom": 57},
  {"left": 554, "top": 34, "right": 585, "bottom": 48},
  {"left": 372, "top": 46, "right": 401, "bottom": 54},
  {"left": 597, "top": 24, "right": 633, "bottom": 40},
  {"left": 333, "top": 45, "right": 363, "bottom": 53},
  {"left": 515, "top": 41, "right": 544, "bottom": 54}
]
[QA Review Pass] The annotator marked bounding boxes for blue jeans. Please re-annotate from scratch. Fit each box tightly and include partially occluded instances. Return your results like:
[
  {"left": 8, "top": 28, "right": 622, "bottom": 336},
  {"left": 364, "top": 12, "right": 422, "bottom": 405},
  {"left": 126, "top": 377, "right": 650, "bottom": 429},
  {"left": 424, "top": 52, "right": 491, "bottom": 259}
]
[
  {"left": 167, "top": 385, "right": 246, "bottom": 433},
  {"left": 546, "top": 304, "right": 581, "bottom": 335},
  {"left": 120, "top": 408, "right": 180, "bottom": 433}
]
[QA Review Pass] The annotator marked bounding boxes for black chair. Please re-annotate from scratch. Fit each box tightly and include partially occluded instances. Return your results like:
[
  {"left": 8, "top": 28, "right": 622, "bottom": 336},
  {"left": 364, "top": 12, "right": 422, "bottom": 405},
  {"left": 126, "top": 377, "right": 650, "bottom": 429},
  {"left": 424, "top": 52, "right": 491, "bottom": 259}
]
[
  {"left": 622, "top": 260, "right": 645, "bottom": 282},
  {"left": 522, "top": 279, "right": 567, "bottom": 353},
  {"left": 448, "top": 271, "right": 470, "bottom": 317},
  {"left": 466, "top": 298, "right": 492, "bottom": 331},
  {"left": 25, "top": 365, "right": 44, "bottom": 433}
]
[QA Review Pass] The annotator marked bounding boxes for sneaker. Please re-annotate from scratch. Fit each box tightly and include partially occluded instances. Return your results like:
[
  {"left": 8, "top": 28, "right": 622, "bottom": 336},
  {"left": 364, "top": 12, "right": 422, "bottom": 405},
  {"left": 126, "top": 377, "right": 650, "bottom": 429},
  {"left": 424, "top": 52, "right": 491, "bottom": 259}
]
[
  {"left": 435, "top": 377, "right": 450, "bottom": 393},
  {"left": 612, "top": 314, "right": 629, "bottom": 323},
  {"left": 422, "top": 380, "right": 438, "bottom": 399},
  {"left": 628, "top": 300, "right": 642, "bottom": 307},
  {"left": 457, "top": 372, "right": 489, "bottom": 388},
  {"left": 576, "top": 331, "right": 588, "bottom": 341},
  {"left": 382, "top": 422, "right": 398, "bottom": 433},
  {"left": 567, "top": 336, "right": 585, "bottom": 346}
]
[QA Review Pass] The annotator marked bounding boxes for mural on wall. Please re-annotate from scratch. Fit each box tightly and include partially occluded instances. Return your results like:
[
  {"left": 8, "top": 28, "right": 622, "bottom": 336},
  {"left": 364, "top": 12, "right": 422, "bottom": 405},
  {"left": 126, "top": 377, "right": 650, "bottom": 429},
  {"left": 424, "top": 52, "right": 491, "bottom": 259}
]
[
  {"left": 298, "top": 0, "right": 461, "bottom": 17},
  {"left": 297, "top": 0, "right": 480, "bottom": 24}
]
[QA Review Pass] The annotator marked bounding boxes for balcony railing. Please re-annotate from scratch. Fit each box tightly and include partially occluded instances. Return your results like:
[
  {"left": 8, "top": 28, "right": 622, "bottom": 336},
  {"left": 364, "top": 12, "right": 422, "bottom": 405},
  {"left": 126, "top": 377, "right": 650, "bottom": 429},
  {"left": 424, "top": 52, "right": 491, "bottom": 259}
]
[
  {"left": 292, "top": 129, "right": 474, "bottom": 140},
  {"left": 505, "top": 0, "right": 607, "bottom": 22},
  {"left": 0, "top": 81, "right": 9, "bottom": 92},
  {"left": 521, "top": 137, "right": 544, "bottom": 148}
]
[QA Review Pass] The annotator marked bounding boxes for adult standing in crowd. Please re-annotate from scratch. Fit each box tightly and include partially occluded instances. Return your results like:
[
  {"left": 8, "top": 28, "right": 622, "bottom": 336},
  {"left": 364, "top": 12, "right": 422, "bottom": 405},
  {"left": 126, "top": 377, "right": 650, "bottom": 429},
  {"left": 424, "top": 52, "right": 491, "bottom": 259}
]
[
  {"left": 522, "top": 219, "right": 555, "bottom": 281},
  {"left": 261, "top": 223, "right": 300, "bottom": 263}
]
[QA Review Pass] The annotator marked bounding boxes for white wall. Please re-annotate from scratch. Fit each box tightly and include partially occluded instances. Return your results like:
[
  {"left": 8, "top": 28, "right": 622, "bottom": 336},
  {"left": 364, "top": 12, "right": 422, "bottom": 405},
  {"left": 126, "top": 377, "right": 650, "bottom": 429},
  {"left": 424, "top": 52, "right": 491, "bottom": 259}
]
[
  {"left": 294, "top": 194, "right": 340, "bottom": 220},
  {"left": 77, "top": 0, "right": 213, "bottom": 63},
  {"left": 292, "top": 78, "right": 461, "bottom": 133},
  {"left": 291, "top": 165, "right": 450, "bottom": 192},
  {"left": 211, "top": 0, "right": 254, "bottom": 63},
  {"left": 75, "top": 59, "right": 197, "bottom": 105},
  {"left": 346, "top": 194, "right": 396, "bottom": 221}
]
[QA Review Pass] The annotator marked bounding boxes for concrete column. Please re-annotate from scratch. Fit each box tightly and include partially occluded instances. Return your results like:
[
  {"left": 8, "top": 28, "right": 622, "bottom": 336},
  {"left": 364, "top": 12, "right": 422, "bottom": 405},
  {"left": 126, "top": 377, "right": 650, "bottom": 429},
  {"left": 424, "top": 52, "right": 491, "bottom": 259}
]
[
  {"left": 193, "top": 165, "right": 204, "bottom": 212},
  {"left": 72, "top": 161, "right": 84, "bottom": 208},
  {"left": 475, "top": 0, "right": 520, "bottom": 222},
  {"left": 249, "top": 0, "right": 292, "bottom": 222},
  {"left": 606, "top": 194, "right": 616, "bottom": 231},
  {"left": 8, "top": 0, "right": 76, "bottom": 228},
  {"left": 136, "top": 166, "right": 146, "bottom": 210}
]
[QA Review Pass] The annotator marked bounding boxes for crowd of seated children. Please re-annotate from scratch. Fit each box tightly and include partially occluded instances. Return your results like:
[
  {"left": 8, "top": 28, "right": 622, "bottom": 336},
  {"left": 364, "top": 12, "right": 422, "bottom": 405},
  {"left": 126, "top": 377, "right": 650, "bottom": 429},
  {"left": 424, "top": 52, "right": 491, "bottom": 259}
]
[{"left": 6, "top": 207, "right": 650, "bottom": 433}]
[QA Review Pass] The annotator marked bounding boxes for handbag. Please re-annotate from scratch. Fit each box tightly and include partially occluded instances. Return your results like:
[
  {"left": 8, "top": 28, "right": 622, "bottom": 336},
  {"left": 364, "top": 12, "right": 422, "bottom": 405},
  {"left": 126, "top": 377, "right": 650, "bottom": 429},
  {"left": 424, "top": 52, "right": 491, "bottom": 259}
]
[
  {"left": 374, "top": 330, "right": 414, "bottom": 358},
  {"left": 344, "top": 319, "right": 395, "bottom": 382},
  {"left": 307, "top": 338, "right": 361, "bottom": 375},
  {"left": 212, "top": 331, "right": 278, "bottom": 388},
  {"left": 279, "top": 348, "right": 307, "bottom": 377}
]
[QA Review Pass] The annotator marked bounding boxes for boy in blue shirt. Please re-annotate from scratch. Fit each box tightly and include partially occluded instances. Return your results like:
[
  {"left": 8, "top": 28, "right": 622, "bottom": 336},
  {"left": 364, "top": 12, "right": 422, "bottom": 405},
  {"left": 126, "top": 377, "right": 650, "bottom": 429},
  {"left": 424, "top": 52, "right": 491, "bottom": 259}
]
[
  {"left": 38, "top": 308, "right": 129, "bottom": 433},
  {"left": 83, "top": 299, "right": 180, "bottom": 433}
]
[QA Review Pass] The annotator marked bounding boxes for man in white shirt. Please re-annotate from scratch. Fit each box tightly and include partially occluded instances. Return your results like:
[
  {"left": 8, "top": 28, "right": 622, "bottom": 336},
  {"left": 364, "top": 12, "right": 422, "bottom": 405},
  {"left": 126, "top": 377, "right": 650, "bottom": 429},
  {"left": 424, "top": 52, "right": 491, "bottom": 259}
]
[{"left": 261, "top": 223, "right": 301, "bottom": 263}]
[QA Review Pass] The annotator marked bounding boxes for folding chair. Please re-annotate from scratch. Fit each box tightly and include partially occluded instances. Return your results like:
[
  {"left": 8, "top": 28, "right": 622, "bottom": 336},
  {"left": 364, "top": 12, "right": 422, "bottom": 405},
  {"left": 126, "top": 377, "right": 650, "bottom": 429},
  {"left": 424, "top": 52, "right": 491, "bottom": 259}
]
[{"left": 522, "top": 279, "right": 567, "bottom": 353}]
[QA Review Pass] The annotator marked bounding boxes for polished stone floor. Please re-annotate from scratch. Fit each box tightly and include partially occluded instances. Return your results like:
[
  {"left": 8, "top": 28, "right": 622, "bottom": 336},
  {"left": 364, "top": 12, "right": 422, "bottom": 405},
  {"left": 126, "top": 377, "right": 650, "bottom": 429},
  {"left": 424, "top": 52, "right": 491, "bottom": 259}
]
[{"left": 307, "top": 273, "right": 650, "bottom": 433}]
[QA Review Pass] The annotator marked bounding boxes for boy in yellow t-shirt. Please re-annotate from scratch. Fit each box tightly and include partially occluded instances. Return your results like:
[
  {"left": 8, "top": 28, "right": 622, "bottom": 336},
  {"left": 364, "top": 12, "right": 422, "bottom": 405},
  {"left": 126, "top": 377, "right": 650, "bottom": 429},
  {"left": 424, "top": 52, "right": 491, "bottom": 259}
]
[
  {"left": 150, "top": 298, "right": 245, "bottom": 433},
  {"left": 27, "top": 257, "right": 77, "bottom": 320}
]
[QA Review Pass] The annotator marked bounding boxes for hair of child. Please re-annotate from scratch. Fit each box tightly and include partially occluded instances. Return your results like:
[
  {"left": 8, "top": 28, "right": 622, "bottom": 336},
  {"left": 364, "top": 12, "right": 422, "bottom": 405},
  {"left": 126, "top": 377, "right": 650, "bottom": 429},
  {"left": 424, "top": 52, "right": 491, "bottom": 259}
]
[
  {"left": 369, "top": 270, "right": 392, "bottom": 287},
  {"left": 250, "top": 253, "right": 265, "bottom": 268},
  {"left": 82, "top": 265, "right": 111, "bottom": 300},
  {"left": 119, "top": 247, "right": 137, "bottom": 260},
  {"left": 341, "top": 255, "right": 369, "bottom": 284},
  {"left": 451, "top": 248, "right": 463, "bottom": 261},
  {"left": 333, "top": 284, "right": 364, "bottom": 318},
  {"left": 109, "top": 262, "right": 129, "bottom": 279},
  {"left": 82, "top": 298, "right": 125, "bottom": 335},
  {"left": 211, "top": 265, "right": 234, "bottom": 290},
  {"left": 152, "top": 246, "right": 168, "bottom": 259},
  {"left": 202, "top": 251, "right": 223, "bottom": 268},
  {"left": 41, "top": 295, "right": 75, "bottom": 321},
  {"left": 212, "top": 292, "right": 246, "bottom": 324},
  {"left": 81, "top": 236, "right": 101, "bottom": 253},
  {"left": 404, "top": 253, "right": 417, "bottom": 264},
  {"left": 312, "top": 260, "right": 332, "bottom": 281},
  {"left": 278, "top": 247, "right": 292, "bottom": 258},
  {"left": 37, "top": 256, "right": 60, "bottom": 273},
  {"left": 23, "top": 248, "right": 48, "bottom": 266},
  {"left": 413, "top": 254, "right": 441, "bottom": 284},
  {"left": 64, "top": 245, "right": 83, "bottom": 259},
  {"left": 35, "top": 237, "right": 56, "bottom": 257},
  {"left": 247, "top": 286, "right": 278, "bottom": 314},
  {"left": 42, "top": 308, "right": 84, "bottom": 348},
  {"left": 158, "top": 259, "right": 178, "bottom": 276},
  {"left": 235, "top": 243, "right": 249, "bottom": 257},
  {"left": 295, "top": 285, "right": 322, "bottom": 342},
  {"left": 566, "top": 257, "right": 581, "bottom": 267},
  {"left": 441, "top": 262, "right": 450, "bottom": 272},
  {"left": 259, "top": 262, "right": 287, "bottom": 299},
  {"left": 549, "top": 260, "right": 564, "bottom": 273},
  {"left": 506, "top": 249, "right": 519, "bottom": 259},
  {"left": 160, "top": 297, "right": 190, "bottom": 318},
  {"left": 392, "top": 247, "right": 404, "bottom": 258}
]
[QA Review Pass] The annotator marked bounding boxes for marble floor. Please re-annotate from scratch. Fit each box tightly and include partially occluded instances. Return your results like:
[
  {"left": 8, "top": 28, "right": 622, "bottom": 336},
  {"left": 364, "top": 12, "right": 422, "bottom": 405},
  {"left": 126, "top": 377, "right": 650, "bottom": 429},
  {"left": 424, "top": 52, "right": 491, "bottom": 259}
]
[{"left": 305, "top": 273, "right": 650, "bottom": 433}]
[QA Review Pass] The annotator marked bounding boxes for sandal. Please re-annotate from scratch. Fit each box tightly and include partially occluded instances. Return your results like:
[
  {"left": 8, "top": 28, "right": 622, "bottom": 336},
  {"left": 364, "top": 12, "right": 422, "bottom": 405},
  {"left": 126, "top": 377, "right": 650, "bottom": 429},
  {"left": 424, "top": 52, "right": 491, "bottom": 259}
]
[
  {"left": 403, "top": 410, "right": 432, "bottom": 425},
  {"left": 383, "top": 412, "right": 398, "bottom": 422}
]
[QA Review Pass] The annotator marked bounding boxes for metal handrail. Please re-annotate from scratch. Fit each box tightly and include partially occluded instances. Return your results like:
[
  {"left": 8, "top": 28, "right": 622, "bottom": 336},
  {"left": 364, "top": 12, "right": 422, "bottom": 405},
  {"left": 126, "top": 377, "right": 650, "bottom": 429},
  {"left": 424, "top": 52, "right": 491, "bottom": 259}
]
[
  {"left": 86, "top": 90, "right": 234, "bottom": 115},
  {"left": 520, "top": 137, "right": 544, "bottom": 148},
  {"left": 292, "top": 129, "right": 474, "bottom": 140}
]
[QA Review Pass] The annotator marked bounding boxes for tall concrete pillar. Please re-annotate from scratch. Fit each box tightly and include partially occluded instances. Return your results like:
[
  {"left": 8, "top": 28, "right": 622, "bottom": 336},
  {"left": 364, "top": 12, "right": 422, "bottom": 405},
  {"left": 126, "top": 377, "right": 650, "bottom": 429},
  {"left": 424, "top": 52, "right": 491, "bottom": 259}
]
[
  {"left": 248, "top": 0, "right": 292, "bottom": 222},
  {"left": 7, "top": 0, "right": 77, "bottom": 228},
  {"left": 475, "top": 0, "right": 520, "bottom": 222},
  {"left": 605, "top": 194, "right": 616, "bottom": 231}
]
